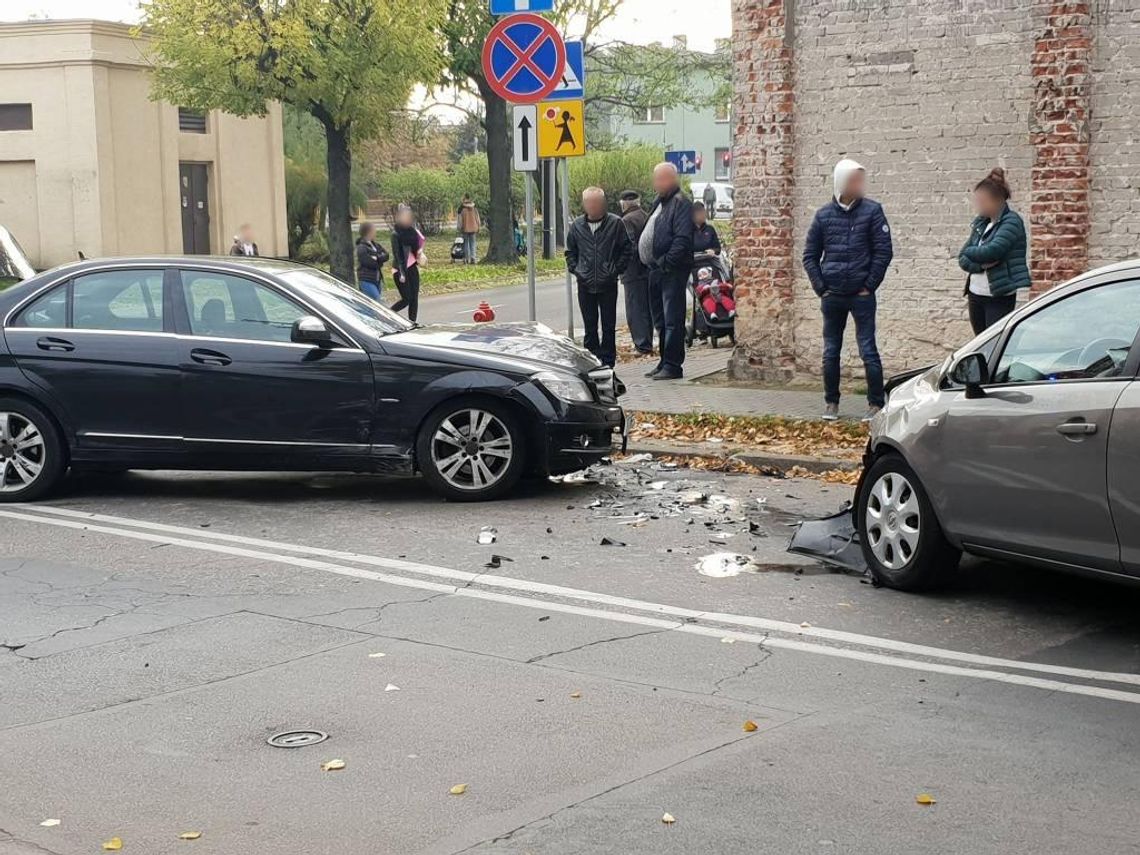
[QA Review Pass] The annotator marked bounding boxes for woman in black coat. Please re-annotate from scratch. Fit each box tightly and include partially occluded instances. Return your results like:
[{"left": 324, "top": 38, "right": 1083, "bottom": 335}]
[
  {"left": 355, "top": 222, "right": 389, "bottom": 301},
  {"left": 390, "top": 205, "right": 426, "bottom": 322}
]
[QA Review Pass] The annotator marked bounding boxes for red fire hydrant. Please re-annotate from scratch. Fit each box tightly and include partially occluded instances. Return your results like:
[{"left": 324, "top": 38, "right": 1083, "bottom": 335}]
[{"left": 473, "top": 301, "right": 495, "bottom": 323}]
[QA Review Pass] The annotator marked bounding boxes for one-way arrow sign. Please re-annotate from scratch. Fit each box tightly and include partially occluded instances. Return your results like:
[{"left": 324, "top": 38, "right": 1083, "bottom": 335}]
[{"left": 513, "top": 104, "right": 538, "bottom": 172}]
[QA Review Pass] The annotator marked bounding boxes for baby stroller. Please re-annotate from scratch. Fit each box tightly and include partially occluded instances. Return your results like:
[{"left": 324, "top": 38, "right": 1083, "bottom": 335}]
[
  {"left": 686, "top": 253, "right": 736, "bottom": 349},
  {"left": 450, "top": 236, "right": 466, "bottom": 263}
]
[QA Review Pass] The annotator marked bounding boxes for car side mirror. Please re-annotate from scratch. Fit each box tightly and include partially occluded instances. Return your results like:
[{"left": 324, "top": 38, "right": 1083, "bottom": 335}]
[
  {"left": 291, "top": 316, "right": 333, "bottom": 348},
  {"left": 950, "top": 352, "right": 988, "bottom": 399}
]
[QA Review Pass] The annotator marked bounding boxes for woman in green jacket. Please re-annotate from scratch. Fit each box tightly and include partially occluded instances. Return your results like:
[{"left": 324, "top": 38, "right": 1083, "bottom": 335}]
[{"left": 958, "top": 168, "right": 1031, "bottom": 334}]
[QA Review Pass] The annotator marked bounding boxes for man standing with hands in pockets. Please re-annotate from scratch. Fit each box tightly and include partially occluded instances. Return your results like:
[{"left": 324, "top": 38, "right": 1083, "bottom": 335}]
[{"left": 803, "top": 158, "right": 893, "bottom": 422}]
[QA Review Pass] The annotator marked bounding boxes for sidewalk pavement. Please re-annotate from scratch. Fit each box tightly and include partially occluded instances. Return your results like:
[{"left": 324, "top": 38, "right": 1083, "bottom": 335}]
[{"left": 618, "top": 349, "right": 867, "bottom": 421}]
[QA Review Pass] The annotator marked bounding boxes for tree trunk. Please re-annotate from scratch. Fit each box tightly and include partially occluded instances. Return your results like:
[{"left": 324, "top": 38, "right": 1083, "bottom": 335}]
[
  {"left": 477, "top": 80, "right": 517, "bottom": 264},
  {"left": 323, "top": 120, "right": 355, "bottom": 284}
]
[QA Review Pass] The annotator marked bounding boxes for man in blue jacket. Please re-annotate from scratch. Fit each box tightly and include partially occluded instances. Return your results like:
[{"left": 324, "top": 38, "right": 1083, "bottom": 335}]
[
  {"left": 639, "top": 163, "right": 694, "bottom": 380},
  {"left": 803, "top": 159, "right": 893, "bottom": 421}
]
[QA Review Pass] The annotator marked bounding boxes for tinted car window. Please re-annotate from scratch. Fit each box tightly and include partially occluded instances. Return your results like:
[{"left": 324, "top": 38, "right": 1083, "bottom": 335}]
[
  {"left": 73, "top": 271, "right": 164, "bottom": 332},
  {"left": 182, "top": 272, "right": 306, "bottom": 343},
  {"left": 279, "top": 267, "right": 412, "bottom": 338},
  {"left": 13, "top": 284, "right": 69, "bottom": 328},
  {"left": 994, "top": 280, "right": 1140, "bottom": 384}
]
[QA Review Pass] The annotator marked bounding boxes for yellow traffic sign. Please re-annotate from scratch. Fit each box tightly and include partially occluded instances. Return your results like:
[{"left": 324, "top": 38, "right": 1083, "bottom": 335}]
[{"left": 537, "top": 100, "right": 585, "bottom": 158}]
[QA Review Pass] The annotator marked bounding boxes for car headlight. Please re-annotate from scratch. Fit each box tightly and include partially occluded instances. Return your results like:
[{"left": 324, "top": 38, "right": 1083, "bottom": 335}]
[{"left": 534, "top": 371, "right": 594, "bottom": 403}]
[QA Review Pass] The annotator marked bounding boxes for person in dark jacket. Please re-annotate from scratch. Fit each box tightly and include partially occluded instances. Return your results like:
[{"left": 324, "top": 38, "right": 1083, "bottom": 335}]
[
  {"left": 692, "top": 202, "right": 721, "bottom": 255},
  {"left": 390, "top": 205, "right": 425, "bottom": 323},
  {"left": 958, "top": 167, "right": 1030, "bottom": 334},
  {"left": 229, "top": 224, "right": 259, "bottom": 257},
  {"left": 702, "top": 183, "right": 718, "bottom": 220},
  {"left": 566, "top": 187, "right": 632, "bottom": 368},
  {"left": 803, "top": 158, "right": 893, "bottom": 421},
  {"left": 639, "top": 163, "right": 694, "bottom": 380},
  {"left": 619, "top": 191, "right": 654, "bottom": 355},
  {"left": 355, "top": 222, "right": 389, "bottom": 301}
]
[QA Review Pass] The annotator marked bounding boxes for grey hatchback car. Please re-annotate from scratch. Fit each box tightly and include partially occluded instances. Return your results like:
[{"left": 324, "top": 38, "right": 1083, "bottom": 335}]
[{"left": 857, "top": 259, "right": 1140, "bottom": 590}]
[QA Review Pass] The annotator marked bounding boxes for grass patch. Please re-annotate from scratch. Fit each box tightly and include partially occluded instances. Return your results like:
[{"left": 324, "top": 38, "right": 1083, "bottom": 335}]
[{"left": 417, "top": 233, "right": 565, "bottom": 296}]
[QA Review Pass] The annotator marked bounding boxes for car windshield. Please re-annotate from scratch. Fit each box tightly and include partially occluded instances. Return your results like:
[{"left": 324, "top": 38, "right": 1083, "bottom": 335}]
[{"left": 278, "top": 267, "right": 414, "bottom": 338}]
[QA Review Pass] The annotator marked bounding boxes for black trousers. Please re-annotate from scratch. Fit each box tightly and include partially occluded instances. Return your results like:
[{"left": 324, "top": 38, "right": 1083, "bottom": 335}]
[
  {"left": 623, "top": 276, "right": 654, "bottom": 354},
  {"left": 391, "top": 265, "right": 421, "bottom": 322},
  {"left": 968, "top": 291, "right": 1016, "bottom": 335},
  {"left": 578, "top": 284, "right": 619, "bottom": 368}
]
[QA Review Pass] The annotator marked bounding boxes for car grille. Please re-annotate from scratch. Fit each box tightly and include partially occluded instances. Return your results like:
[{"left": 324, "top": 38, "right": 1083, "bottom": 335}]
[{"left": 589, "top": 368, "right": 624, "bottom": 404}]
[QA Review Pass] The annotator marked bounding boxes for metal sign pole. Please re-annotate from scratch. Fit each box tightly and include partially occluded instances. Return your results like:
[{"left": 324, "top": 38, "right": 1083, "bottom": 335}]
[
  {"left": 525, "top": 173, "right": 536, "bottom": 323},
  {"left": 560, "top": 157, "right": 574, "bottom": 340}
]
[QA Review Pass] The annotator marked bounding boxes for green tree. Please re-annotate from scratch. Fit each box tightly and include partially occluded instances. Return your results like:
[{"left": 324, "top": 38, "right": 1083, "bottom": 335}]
[{"left": 142, "top": 0, "right": 447, "bottom": 283}]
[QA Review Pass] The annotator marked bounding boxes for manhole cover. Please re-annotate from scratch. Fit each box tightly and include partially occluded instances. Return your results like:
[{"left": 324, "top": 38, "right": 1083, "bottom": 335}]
[{"left": 267, "top": 730, "right": 329, "bottom": 749}]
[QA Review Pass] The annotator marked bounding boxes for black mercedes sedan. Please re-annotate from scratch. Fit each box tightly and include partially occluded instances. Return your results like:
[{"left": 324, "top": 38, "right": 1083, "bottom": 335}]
[{"left": 0, "top": 257, "right": 626, "bottom": 502}]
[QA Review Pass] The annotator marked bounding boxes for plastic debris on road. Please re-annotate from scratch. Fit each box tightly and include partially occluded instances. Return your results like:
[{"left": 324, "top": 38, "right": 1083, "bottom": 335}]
[
  {"left": 661, "top": 812, "right": 677, "bottom": 824},
  {"left": 476, "top": 527, "right": 497, "bottom": 545},
  {"left": 320, "top": 759, "right": 346, "bottom": 772},
  {"left": 600, "top": 537, "right": 627, "bottom": 547},
  {"left": 39, "top": 819, "right": 60, "bottom": 827},
  {"left": 786, "top": 504, "right": 868, "bottom": 575},
  {"left": 696, "top": 553, "right": 762, "bottom": 578},
  {"left": 385, "top": 684, "right": 401, "bottom": 692}
]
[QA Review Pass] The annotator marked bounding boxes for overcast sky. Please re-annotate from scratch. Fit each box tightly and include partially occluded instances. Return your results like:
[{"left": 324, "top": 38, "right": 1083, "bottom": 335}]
[{"left": 2, "top": 0, "right": 731, "bottom": 52}]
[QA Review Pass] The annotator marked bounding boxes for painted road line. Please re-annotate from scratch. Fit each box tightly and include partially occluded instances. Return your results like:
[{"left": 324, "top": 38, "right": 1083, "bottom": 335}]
[
  {"left": 18, "top": 505, "right": 1140, "bottom": 689},
  {"left": 4, "top": 509, "right": 1140, "bottom": 706}
]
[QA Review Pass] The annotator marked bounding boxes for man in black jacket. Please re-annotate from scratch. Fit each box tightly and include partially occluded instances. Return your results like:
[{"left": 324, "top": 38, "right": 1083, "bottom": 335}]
[
  {"left": 566, "top": 187, "right": 632, "bottom": 368},
  {"left": 619, "top": 190, "right": 654, "bottom": 355},
  {"left": 639, "top": 163, "right": 694, "bottom": 380}
]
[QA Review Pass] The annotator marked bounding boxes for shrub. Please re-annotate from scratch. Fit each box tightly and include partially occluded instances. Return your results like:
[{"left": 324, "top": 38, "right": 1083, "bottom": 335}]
[
  {"left": 375, "top": 167, "right": 455, "bottom": 235},
  {"left": 567, "top": 146, "right": 666, "bottom": 215}
]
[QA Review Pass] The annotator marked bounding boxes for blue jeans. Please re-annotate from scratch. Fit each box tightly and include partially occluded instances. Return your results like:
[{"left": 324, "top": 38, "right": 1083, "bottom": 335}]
[
  {"left": 462, "top": 233, "right": 477, "bottom": 263},
  {"left": 650, "top": 267, "right": 688, "bottom": 374},
  {"left": 359, "top": 279, "right": 381, "bottom": 301},
  {"left": 821, "top": 292, "right": 884, "bottom": 408}
]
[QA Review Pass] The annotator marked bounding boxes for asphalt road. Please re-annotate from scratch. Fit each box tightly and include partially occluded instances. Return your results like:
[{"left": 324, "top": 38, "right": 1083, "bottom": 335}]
[
  {"left": 420, "top": 276, "right": 626, "bottom": 335},
  {"left": 2, "top": 463, "right": 1139, "bottom": 854}
]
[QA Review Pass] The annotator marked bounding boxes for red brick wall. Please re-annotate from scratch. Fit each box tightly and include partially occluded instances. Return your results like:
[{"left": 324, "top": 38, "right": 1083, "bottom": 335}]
[
  {"left": 1030, "top": 1, "right": 1092, "bottom": 293},
  {"left": 728, "top": 0, "right": 797, "bottom": 382}
]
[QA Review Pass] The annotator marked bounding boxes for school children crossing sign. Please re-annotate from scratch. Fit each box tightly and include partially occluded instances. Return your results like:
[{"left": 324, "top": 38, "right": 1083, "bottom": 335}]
[{"left": 537, "top": 100, "right": 586, "bottom": 158}]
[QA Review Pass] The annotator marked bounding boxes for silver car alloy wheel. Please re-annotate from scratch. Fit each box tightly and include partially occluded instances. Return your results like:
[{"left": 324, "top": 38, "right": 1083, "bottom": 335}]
[
  {"left": 430, "top": 408, "right": 514, "bottom": 492},
  {"left": 0, "top": 411, "right": 46, "bottom": 494},
  {"left": 865, "top": 471, "right": 922, "bottom": 570}
]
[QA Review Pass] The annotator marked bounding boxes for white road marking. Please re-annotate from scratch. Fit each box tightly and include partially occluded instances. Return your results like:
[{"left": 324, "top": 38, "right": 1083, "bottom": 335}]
[
  {"left": 17, "top": 505, "right": 1140, "bottom": 689},
  {"left": 4, "top": 507, "right": 1140, "bottom": 705}
]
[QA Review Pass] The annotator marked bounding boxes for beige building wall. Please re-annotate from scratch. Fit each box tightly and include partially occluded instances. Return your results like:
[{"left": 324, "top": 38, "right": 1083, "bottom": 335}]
[{"left": 0, "top": 19, "right": 287, "bottom": 270}]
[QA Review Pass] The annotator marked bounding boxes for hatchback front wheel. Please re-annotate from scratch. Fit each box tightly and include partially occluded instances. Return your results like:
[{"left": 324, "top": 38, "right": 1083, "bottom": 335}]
[{"left": 857, "top": 454, "right": 960, "bottom": 590}]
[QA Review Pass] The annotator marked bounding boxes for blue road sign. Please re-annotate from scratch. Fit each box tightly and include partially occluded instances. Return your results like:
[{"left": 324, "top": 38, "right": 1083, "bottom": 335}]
[
  {"left": 490, "top": 0, "right": 556, "bottom": 13},
  {"left": 547, "top": 40, "right": 585, "bottom": 101},
  {"left": 482, "top": 13, "right": 567, "bottom": 104},
  {"left": 666, "top": 150, "right": 699, "bottom": 175}
]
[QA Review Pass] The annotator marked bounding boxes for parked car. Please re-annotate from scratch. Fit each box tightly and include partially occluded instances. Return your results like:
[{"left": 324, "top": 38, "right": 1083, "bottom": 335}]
[
  {"left": 690, "top": 182, "right": 734, "bottom": 217},
  {"left": 0, "top": 258, "right": 626, "bottom": 502},
  {"left": 857, "top": 259, "right": 1140, "bottom": 590}
]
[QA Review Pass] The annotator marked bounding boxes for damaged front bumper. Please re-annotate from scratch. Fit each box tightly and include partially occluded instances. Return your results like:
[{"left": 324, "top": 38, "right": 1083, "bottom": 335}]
[{"left": 787, "top": 503, "right": 868, "bottom": 574}]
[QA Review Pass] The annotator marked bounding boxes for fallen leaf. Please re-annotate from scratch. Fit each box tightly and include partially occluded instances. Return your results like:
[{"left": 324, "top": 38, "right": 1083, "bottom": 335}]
[
  {"left": 743, "top": 720, "right": 759, "bottom": 732},
  {"left": 800, "top": 622, "right": 812, "bottom": 629},
  {"left": 449, "top": 784, "right": 468, "bottom": 795},
  {"left": 368, "top": 652, "right": 387, "bottom": 659},
  {"left": 385, "top": 684, "right": 400, "bottom": 692},
  {"left": 39, "top": 819, "right": 60, "bottom": 828},
  {"left": 916, "top": 793, "right": 936, "bottom": 806},
  {"left": 661, "top": 812, "right": 676, "bottom": 824},
  {"left": 177, "top": 832, "right": 202, "bottom": 840},
  {"left": 102, "top": 838, "right": 123, "bottom": 851},
  {"left": 570, "top": 692, "right": 582, "bottom": 699},
  {"left": 321, "top": 759, "right": 346, "bottom": 772},
  {"left": 720, "top": 637, "right": 736, "bottom": 644}
]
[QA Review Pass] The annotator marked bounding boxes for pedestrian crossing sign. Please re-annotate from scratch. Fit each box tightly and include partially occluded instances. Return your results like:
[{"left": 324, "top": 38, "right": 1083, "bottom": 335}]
[{"left": 537, "top": 99, "right": 586, "bottom": 158}]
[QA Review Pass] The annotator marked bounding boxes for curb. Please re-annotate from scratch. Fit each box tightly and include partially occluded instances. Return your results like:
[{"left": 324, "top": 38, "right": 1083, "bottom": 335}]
[{"left": 623, "top": 441, "right": 861, "bottom": 474}]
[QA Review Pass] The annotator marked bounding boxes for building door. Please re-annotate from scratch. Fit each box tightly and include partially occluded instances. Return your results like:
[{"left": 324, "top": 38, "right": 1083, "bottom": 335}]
[{"left": 179, "top": 163, "right": 211, "bottom": 254}]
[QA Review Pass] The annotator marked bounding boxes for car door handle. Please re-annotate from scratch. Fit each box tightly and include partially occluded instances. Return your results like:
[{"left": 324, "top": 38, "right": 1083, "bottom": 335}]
[
  {"left": 36, "top": 336, "right": 75, "bottom": 353},
  {"left": 1057, "top": 420, "right": 1097, "bottom": 436},
  {"left": 190, "top": 348, "right": 232, "bottom": 367}
]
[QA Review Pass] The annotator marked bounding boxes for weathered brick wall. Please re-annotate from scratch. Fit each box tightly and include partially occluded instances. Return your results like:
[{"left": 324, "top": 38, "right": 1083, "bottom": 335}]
[
  {"left": 728, "top": 0, "right": 797, "bottom": 382},
  {"left": 731, "top": 0, "right": 1139, "bottom": 383},
  {"left": 1089, "top": 0, "right": 1140, "bottom": 267}
]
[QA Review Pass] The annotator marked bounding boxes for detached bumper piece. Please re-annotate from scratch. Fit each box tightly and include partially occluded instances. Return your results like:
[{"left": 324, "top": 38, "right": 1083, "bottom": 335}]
[{"left": 787, "top": 504, "right": 869, "bottom": 574}]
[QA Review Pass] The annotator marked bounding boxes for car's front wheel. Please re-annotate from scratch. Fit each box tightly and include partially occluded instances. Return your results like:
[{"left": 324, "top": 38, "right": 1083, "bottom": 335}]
[
  {"left": 857, "top": 454, "right": 960, "bottom": 591},
  {"left": 417, "top": 398, "right": 526, "bottom": 502},
  {"left": 0, "top": 397, "right": 67, "bottom": 503}
]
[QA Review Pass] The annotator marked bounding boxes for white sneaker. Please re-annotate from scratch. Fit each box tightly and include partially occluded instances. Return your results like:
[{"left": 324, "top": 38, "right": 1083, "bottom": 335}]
[{"left": 822, "top": 403, "right": 840, "bottom": 422}]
